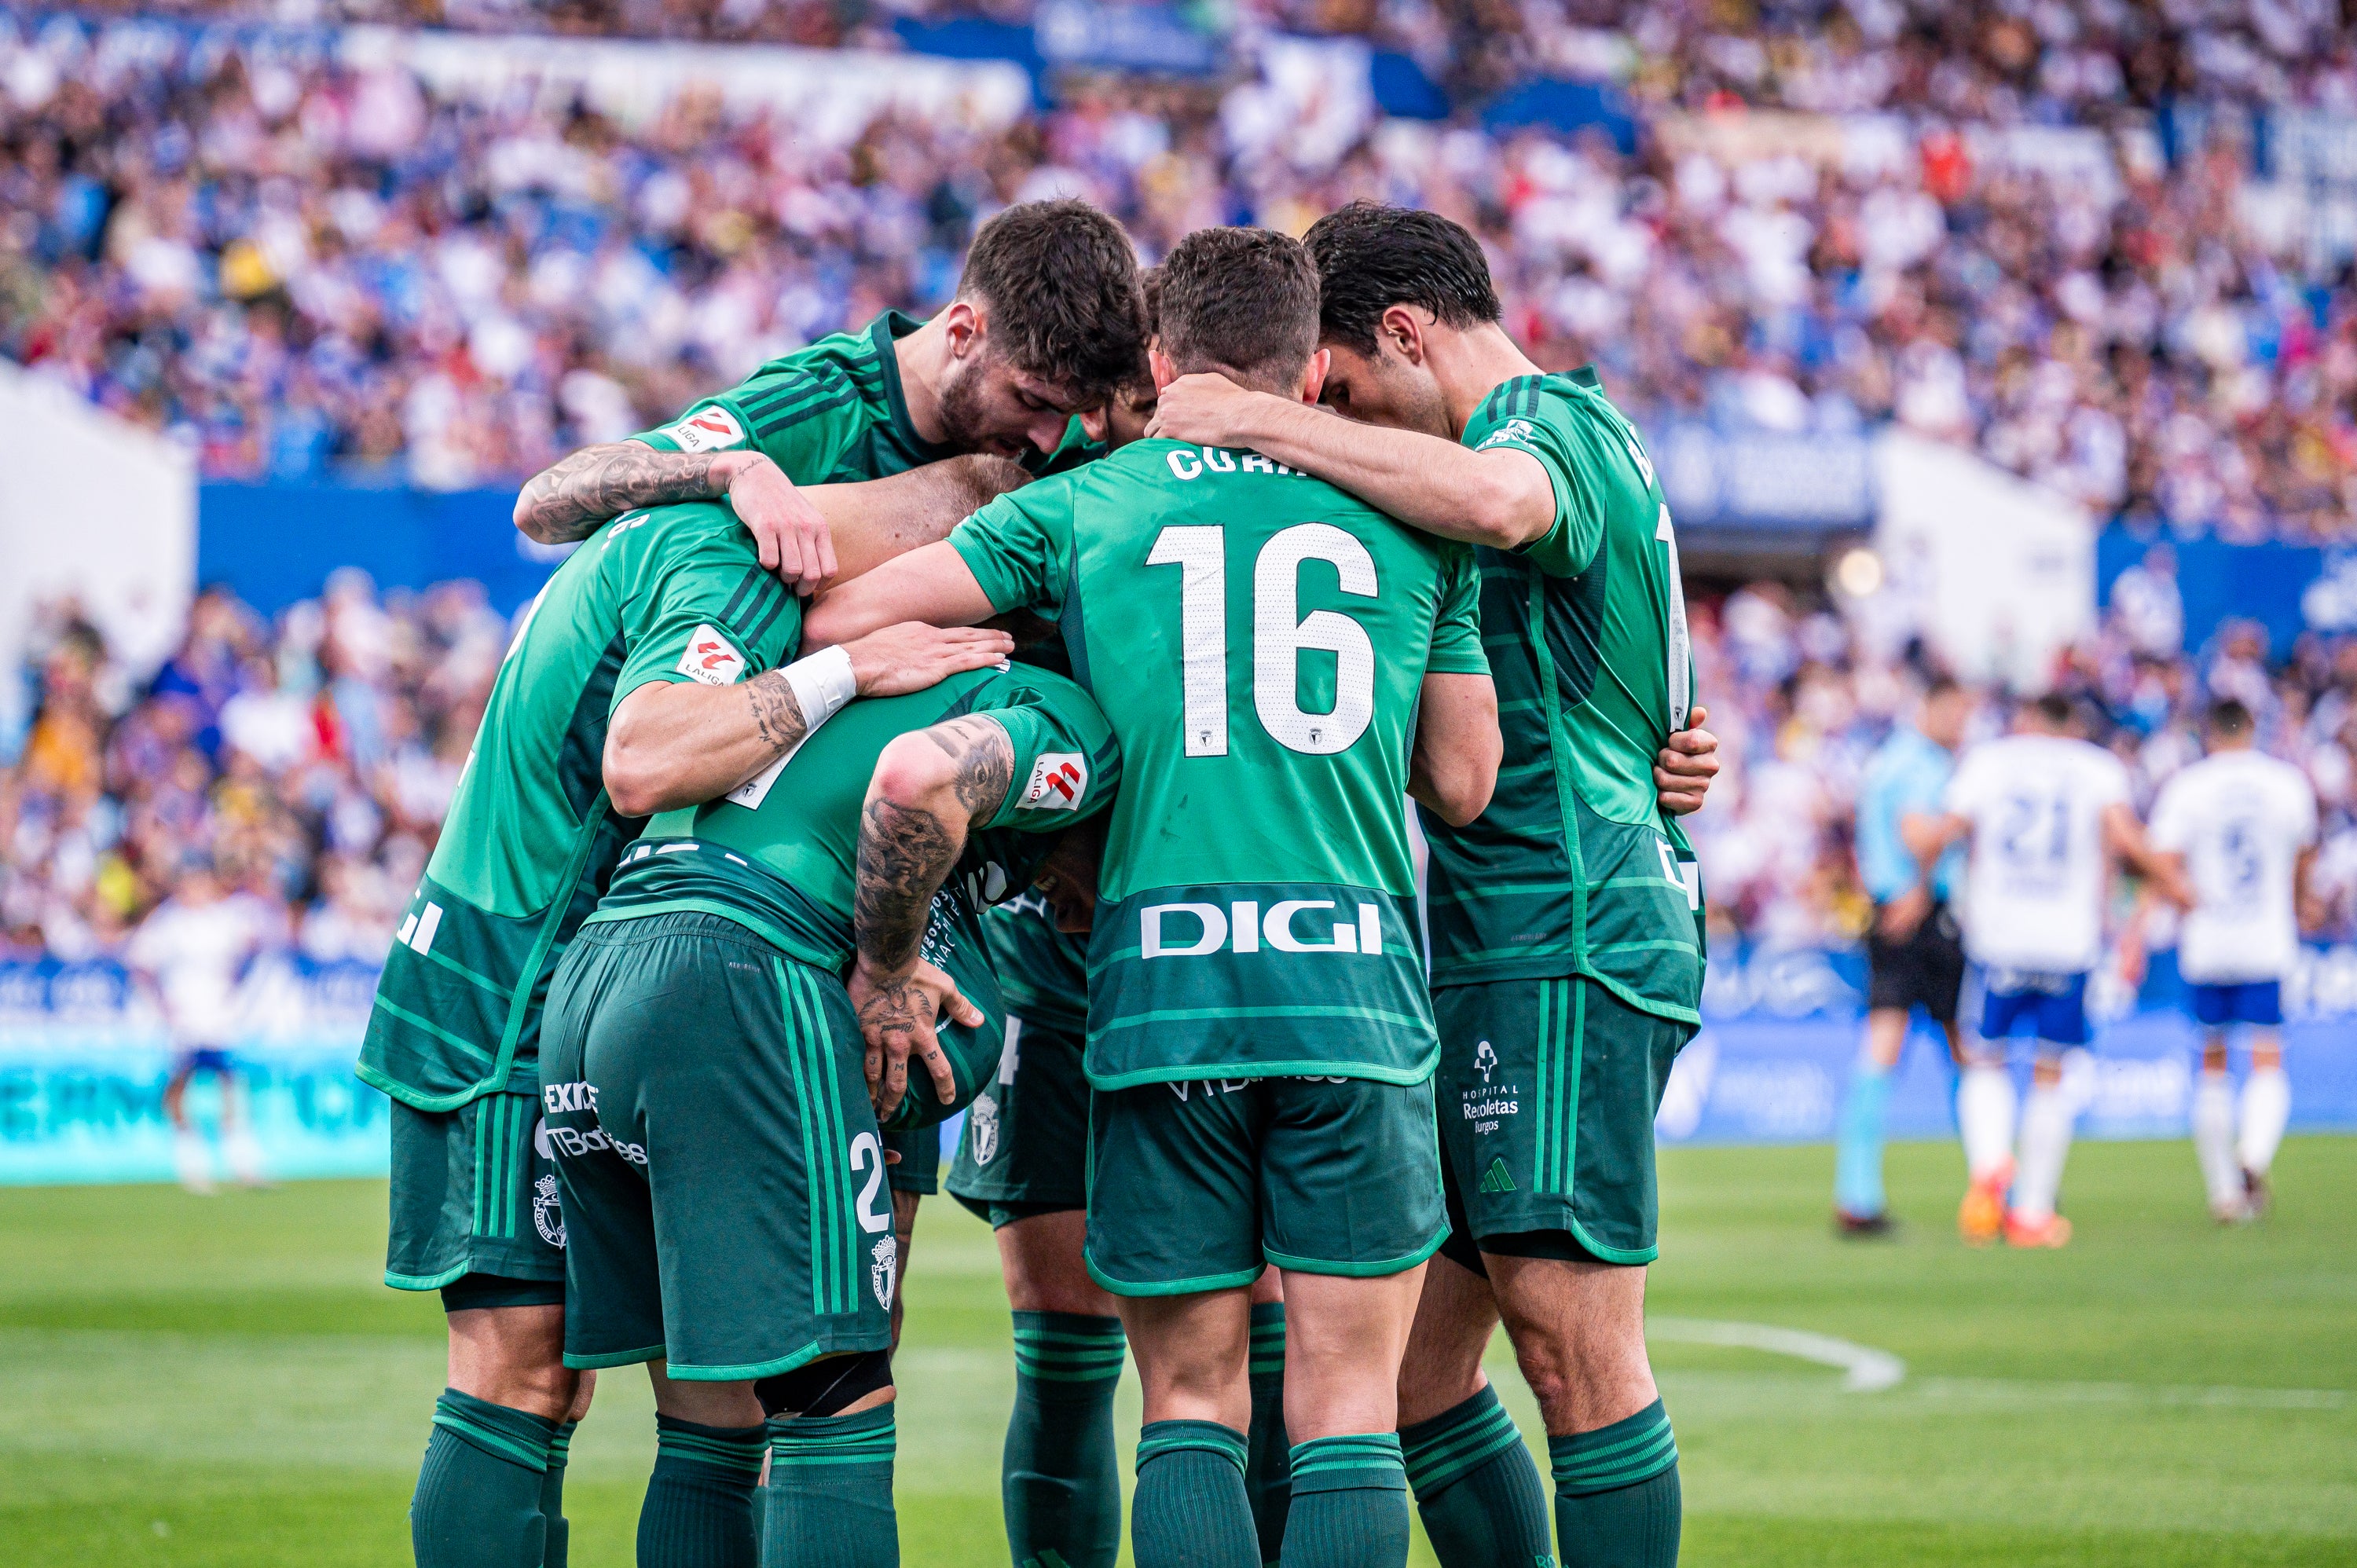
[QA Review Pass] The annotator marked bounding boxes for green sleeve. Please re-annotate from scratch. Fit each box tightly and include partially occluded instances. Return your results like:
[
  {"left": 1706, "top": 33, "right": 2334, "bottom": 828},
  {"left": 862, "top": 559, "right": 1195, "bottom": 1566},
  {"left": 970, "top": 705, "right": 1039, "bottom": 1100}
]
[
  {"left": 610, "top": 524, "right": 805, "bottom": 713},
  {"left": 632, "top": 365, "right": 865, "bottom": 485},
  {"left": 1467, "top": 412, "right": 1602, "bottom": 580},
  {"left": 948, "top": 482, "right": 1075, "bottom": 615},
  {"left": 977, "top": 677, "right": 1120, "bottom": 833},
  {"left": 1424, "top": 545, "right": 1490, "bottom": 676}
]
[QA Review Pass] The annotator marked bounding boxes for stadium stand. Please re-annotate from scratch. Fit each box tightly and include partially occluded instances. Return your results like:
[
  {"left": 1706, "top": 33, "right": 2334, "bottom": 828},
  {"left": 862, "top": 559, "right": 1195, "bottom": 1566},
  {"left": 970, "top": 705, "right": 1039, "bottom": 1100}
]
[{"left": 2, "top": 5, "right": 2355, "bottom": 965}]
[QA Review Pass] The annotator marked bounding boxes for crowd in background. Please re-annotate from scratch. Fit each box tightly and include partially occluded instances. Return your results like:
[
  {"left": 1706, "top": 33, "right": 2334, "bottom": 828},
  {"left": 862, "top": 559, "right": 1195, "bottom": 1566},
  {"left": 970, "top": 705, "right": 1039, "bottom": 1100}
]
[
  {"left": 7, "top": 565, "right": 2354, "bottom": 978},
  {"left": 4, "top": 2, "right": 2357, "bottom": 974},
  {"left": 5, "top": 6, "right": 2357, "bottom": 536}
]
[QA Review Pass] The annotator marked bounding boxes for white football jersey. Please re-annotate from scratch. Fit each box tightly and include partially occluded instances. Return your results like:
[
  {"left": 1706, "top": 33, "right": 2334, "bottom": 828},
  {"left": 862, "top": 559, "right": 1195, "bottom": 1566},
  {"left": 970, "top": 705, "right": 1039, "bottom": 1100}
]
[
  {"left": 2148, "top": 749, "right": 2318, "bottom": 984},
  {"left": 1945, "top": 734, "right": 2132, "bottom": 973},
  {"left": 126, "top": 895, "right": 273, "bottom": 1047}
]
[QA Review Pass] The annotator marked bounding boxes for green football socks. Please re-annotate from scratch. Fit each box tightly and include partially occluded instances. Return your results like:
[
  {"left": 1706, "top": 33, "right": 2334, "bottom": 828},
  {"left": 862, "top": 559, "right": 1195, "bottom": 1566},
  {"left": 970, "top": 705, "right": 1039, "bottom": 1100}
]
[
  {"left": 636, "top": 1414, "right": 765, "bottom": 1568},
  {"left": 1244, "top": 1302, "right": 1292, "bottom": 1563},
  {"left": 762, "top": 1403, "right": 900, "bottom": 1568},
  {"left": 1131, "top": 1420, "right": 1259, "bottom": 1568},
  {"left": 1278, "top": 1434, "right": 1410, "bottom": 1568},
  {"left": 412, "top": 1387, "right": 559, "bottom": 1568},
  {"left": 1402, "top": 1386, "right": 1554, "bottom": 1568},
  {"left": 1549, "top": 1400, "right": 1681, "bottom": 1568},
  {"left": 543, "top": 1419, "right": 577, "bottom": 1568},
  {"left": 1003, "top": 1311, "right": 1127, "bottom": 1568}
]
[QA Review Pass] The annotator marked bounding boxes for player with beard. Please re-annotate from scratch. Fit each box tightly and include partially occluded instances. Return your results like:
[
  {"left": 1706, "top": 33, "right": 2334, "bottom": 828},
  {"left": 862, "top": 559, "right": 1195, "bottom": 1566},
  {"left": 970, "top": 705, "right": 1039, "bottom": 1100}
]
[
  {"left": 510, "top": 196, "right": 1147, "bottom": 1339},
  {"left": 1149, "top": 203, "right": 1720, "bottom": 1568}
]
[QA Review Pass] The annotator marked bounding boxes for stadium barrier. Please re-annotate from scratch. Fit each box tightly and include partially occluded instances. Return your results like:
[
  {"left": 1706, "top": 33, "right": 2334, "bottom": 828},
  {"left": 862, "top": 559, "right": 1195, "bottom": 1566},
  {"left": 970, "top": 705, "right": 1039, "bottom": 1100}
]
[{"left": 3, "top": 944, "right": 2352, "bottom": 1185}]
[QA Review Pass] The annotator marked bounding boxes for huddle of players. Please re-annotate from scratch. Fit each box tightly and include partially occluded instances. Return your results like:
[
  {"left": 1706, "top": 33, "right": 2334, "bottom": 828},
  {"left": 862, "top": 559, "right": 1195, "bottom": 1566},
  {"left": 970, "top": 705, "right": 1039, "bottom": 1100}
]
[
  {"left": 361, "top": 196, "right": 1718, "bottom": 1568},
  {"left": 1837, "top": 684, "right": 2319, "bottom": 1246}
]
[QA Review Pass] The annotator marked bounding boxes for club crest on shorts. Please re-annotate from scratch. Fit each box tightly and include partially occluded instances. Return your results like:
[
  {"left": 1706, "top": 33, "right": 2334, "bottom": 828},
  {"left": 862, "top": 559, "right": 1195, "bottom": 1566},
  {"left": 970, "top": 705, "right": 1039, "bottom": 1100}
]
[
  {"left": 533, "top": 1174, "right": 566, "bottom": 1248},
  {"left": 870, "top": 1235, "right": 898, "bottom": 1310},
  {"left": 970, "top": 1093, "right": 1000, "bottom": 1165}
]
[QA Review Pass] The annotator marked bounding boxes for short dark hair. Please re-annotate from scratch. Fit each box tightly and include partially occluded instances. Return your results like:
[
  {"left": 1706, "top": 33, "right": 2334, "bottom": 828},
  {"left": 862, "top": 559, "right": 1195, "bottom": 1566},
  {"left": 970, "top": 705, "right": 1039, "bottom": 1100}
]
[
  {"left": 2033, "top": 692, "right": 2075, "bottom": 728},
  {"left": 2209, "top": 698, "right": 2254, "bottom": 736},
  {"left": 960, "top": 199, "right": 1144, "bottom": 404},
  {"left": 1303, "top": 201, "right": 1501, "bottom": 357},
  {"left": 1923, "top": 674, "right": 1963, "bottom": 702},
  {"left": 1156, "top": 226, "right": 1320, "bottom": 386},
  {"left": 1138, "top": 264, "right": 1164, "bottom": 342}
]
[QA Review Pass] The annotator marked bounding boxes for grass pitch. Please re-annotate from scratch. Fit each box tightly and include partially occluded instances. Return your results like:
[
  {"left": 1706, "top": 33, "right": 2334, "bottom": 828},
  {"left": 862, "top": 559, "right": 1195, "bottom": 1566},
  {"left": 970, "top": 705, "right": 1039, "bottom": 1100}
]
[{"left": 2, "top": 1138, "right": 2352, "bottom": 1566}]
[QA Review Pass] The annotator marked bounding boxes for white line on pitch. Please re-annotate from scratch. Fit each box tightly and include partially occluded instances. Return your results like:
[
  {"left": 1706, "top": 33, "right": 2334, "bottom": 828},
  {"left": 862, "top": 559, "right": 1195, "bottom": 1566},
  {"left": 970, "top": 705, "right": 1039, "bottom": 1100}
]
[{"left": 1647, "top": 1317, "right": 1907, "bottom": 1391}]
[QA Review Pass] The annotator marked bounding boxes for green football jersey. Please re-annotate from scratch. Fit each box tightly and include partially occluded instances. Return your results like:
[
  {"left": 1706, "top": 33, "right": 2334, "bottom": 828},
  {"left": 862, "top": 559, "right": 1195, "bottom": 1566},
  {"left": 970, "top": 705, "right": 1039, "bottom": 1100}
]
[
  {"left": 1421, "top": 369, "right": 1706, "bottom": 1024},
  {"left": 591, "top": 663, "right": 1118, "bottom": 969},
  {"left": 634, "top": 311, "right": 959, "bottom": 483},
  {"left": 982, "top": 893, "right": 1090, "bottom": 1036},
  {"left": 358, "top": 503, "right": 805, "bottom": 1110},
  {"left": 584, "top": 665, "right": 1119, "bottom": 1126},
  {"left": 951, "top": 438, "right": 1490, "bottom": 1088}
]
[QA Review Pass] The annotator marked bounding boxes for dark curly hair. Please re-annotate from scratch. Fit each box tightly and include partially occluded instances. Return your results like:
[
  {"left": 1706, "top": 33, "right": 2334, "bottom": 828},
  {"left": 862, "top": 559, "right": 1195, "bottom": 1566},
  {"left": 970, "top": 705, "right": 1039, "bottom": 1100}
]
[{"left": 960, "top": 199, "right": 1146, "bottom": 405}]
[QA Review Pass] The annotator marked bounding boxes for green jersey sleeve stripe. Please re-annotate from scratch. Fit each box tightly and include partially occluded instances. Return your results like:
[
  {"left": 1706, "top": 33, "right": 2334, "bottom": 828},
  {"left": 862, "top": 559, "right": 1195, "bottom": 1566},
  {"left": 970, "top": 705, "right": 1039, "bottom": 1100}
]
[
  {"left": 372, "top": 997, "right": 496, "bottom": 1064},
  {"left": 739, "top": 374, "right": 823, "bottom": 414},
  {"left": 718, "top": 569, "right": 762, "bottom": 628},
  {"left": 415, "top": 943, "right": 515, "bottom": 1002},
  {"left": 752, "top": 386, "right": 860, "bottom": 436},
  {"left": 740, "top": 582, "right": 794, "bottom": 650}
]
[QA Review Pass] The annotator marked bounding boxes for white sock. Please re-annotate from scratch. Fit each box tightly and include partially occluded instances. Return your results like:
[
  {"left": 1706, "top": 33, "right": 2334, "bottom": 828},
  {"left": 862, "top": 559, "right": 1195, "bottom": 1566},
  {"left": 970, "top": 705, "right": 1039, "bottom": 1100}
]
[
  {"left": 2012, "top": 1081, "right": 2077, "bottom": 1222},
  {"left": 225, "top": 1126, "right": 267, "bottom": 1185},
  {"left": 173, "top": 1129, "right": 214, "bottom": 1192},
  {"left": 2192, "top": 1072, "right": 2240, "bottom": 1208},
  {"left": 2238, "top": 1067, "right": 2290, "bottom": 1176},
  {"left": 1958, "top": 1064, "right": 2017, "bottom": 1181}
]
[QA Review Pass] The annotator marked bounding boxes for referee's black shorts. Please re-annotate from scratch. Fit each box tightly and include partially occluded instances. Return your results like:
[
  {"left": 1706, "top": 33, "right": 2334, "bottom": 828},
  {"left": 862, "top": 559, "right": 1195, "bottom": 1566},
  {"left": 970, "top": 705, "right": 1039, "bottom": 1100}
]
[{"left": 1864, "top": 899, "right": 1967, "bottom": 1024}]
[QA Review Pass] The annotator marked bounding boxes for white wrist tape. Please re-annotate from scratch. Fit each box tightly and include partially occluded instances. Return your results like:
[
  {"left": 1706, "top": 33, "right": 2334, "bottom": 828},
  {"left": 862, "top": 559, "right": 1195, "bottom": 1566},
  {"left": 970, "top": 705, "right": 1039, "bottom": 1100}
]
[
  {"left": 783, "top": 644, "right": 858, "bottom": 735},
  {"left": 725, "top": 645, "right": 857, "bottom": 811}
]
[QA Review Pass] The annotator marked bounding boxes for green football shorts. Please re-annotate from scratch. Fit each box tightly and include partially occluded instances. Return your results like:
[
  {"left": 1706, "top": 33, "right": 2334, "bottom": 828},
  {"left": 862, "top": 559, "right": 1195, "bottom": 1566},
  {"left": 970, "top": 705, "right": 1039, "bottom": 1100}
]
[
  {"left": 385, "top": 1086, "right": 566, "bottom": 1302},
  {"left": 948, "top": 1013, "right": 1090, "bottom": 1227},
  {"left": 538, "top": 911, "right": 895, "bottom": 1379},
  {"left": 1431, "top": 975, "right": 1695, "bottom": 1270},
  {"left": 1084, "top": 1075, "right": 1447, "bottom": 1295}
]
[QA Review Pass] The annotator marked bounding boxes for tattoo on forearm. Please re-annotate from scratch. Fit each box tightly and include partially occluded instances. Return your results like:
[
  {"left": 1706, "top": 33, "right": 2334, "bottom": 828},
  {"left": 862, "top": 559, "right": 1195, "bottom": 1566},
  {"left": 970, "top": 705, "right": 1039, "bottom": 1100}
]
[
  {"left": 515, "top": 444, "right": 728, "bottom": 541},
  {"left": 854, "top": 799, "right": 957, "bottom": 976},
  {"left": 746, "top": 672, "right": 808, "bottom": 756},
  {"left": 852, "top": 720, "right": 1014, "bottom": 973}
]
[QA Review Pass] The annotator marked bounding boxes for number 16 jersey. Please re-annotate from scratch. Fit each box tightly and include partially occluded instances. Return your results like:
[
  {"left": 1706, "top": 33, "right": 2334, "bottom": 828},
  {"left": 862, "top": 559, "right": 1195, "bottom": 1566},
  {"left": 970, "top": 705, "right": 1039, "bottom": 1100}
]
[{"left": 950, "top": 438, "right": 1489, "bottom": 1089}]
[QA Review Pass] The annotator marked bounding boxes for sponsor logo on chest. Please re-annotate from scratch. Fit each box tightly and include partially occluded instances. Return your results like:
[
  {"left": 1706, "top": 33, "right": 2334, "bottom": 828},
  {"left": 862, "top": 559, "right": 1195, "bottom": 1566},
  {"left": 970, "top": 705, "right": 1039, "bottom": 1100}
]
[{"left": 1140, "top": 899, "right": 1384, "bottom": 958}]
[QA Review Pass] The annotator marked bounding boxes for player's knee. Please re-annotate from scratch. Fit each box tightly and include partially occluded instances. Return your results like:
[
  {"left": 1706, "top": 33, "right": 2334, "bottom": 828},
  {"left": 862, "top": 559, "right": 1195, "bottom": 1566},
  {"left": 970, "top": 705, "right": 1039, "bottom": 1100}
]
[{"left": 756, "top": 1350, "right": 893, "bottom": 1419}]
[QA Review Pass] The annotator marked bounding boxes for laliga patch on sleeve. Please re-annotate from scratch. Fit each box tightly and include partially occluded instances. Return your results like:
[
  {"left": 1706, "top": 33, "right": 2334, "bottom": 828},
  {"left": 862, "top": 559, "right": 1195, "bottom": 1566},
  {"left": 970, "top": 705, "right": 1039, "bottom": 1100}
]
[
  {"left": 658, "top": 405, "right": 746, "bottom": 452},
  {"left": 676, "top": 625, "right": 747, "bottom": 686},
  {"left": 1017, "top": 753, "right": 1087, "bottom": 811}
]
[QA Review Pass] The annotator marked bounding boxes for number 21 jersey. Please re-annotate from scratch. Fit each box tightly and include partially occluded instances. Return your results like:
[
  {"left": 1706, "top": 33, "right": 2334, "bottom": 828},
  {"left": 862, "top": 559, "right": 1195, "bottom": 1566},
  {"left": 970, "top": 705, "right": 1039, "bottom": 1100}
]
[
  {"left": 950, "top": 439, "right": 1490, "bottom": 1088},
  {"left": 1945, "top": 733, "right": 2131, "bottom": 974}
]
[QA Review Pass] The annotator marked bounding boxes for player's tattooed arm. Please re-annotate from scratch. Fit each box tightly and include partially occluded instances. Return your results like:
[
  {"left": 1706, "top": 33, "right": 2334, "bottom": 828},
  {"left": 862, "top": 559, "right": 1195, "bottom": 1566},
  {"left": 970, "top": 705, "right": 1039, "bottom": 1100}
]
[
  {"left": 515, "top": 442, "right": 839, "bottom": 591},
  {"left": 514, "top": 442, "right": 739, "bottom": 542},
  {"left": 849, "top": 716, "right": 1011, "bottom": 1114},
  {"left": 744, "top": 670, "right": 808, "bottom": 757}
]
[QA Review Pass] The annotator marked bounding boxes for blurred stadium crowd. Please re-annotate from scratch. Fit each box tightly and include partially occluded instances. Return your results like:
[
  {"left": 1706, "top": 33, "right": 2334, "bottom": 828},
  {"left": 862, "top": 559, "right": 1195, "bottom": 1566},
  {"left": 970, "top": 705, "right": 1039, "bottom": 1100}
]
[
  {"left": 3, "top": 2, "right": 2356, "bottom": 964},
  {"left": 8, "top": 562, "right": 2355, "bottom": 969},
  {"left": 4, "top": 5, "right": 2357, "bottom": 534}
]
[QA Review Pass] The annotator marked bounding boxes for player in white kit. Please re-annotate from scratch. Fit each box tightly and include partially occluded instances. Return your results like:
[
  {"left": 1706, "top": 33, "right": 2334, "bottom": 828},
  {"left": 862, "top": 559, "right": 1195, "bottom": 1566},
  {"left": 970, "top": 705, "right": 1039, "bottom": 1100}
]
[
  {"left": 2147, "top": 699, "right": 2319, "bottom": 1222},
  {"left": 126, "top": 851, "right": 280, "bottom": 1192},
  {"left": 1912, "top": 694, "right": 2182, "bottom": 1248}
]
